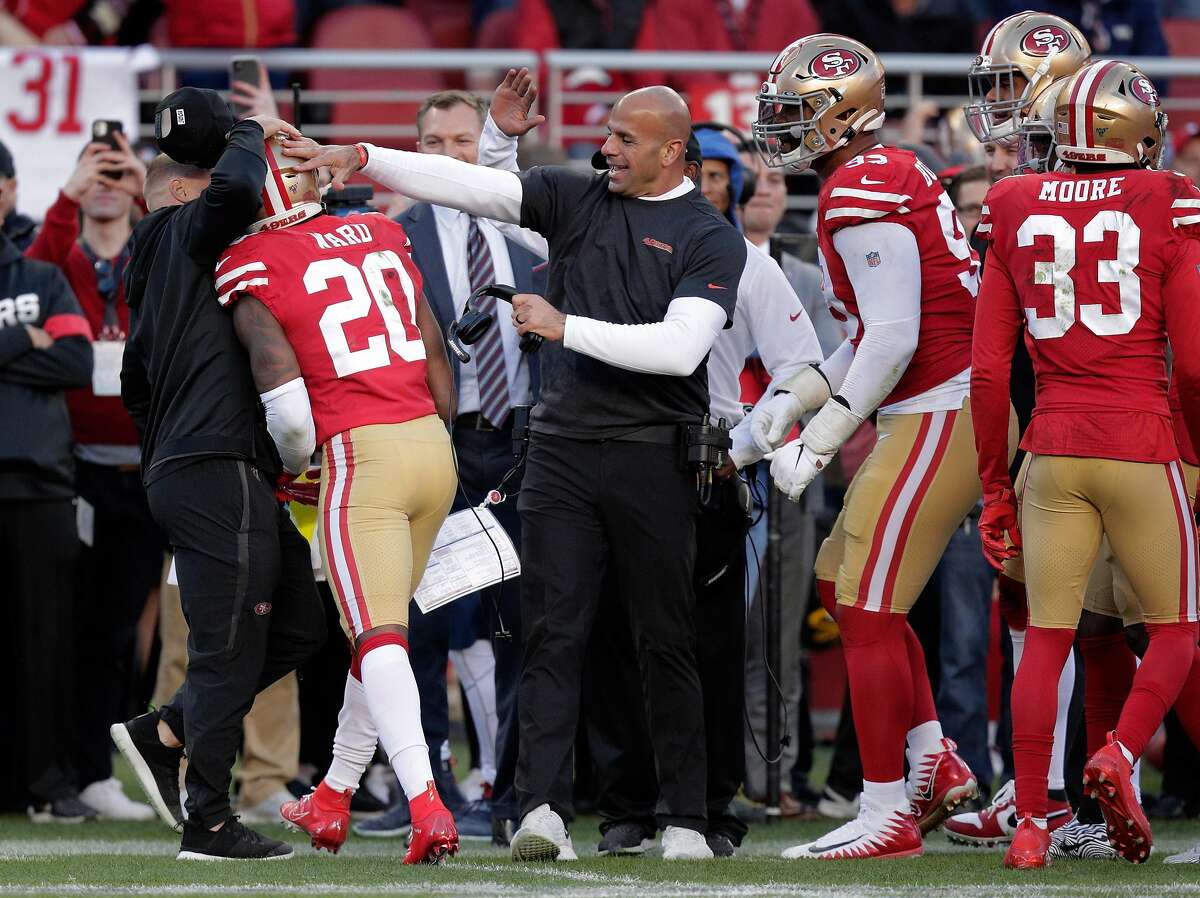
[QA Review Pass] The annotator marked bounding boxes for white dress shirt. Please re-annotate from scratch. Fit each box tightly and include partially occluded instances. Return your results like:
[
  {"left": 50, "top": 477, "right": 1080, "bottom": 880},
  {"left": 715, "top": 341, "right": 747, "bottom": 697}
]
[{"left": 432, "top": 205, "right": 531, "bottom": 415}]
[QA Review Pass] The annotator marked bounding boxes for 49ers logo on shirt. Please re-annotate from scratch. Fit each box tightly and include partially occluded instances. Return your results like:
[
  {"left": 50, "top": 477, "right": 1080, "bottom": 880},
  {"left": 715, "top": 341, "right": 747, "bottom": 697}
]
[
  {"left": 1021, "top": 25, "right": 1071, "bottom": 56},
  {"left": 812, "top": 50, "right": 860, "bottom": 79},
  {"left": 1131, "top": 76, "right": 1159, "bottom": 106}
]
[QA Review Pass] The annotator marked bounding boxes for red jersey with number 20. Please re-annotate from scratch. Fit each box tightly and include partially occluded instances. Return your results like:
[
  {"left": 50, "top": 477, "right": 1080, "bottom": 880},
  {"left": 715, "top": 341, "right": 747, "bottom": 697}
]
[
  {"left": 817, "top": 146, "right": 980, "bottom": 407},
  {"left": 972, "top": 169, "right": 1200, "bottom": 494},
  {"left": 216, "top": 212, "right": 436, "bottom": 447}
]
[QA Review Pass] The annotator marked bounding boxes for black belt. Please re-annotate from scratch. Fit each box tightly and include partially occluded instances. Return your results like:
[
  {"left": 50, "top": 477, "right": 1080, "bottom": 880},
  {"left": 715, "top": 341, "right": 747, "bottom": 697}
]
[
  {"left": 605, "top": 425, "right": 680, "bottom": 446},
  {"left": 457, "top": 411, "right": 510, "bottom": 432}
]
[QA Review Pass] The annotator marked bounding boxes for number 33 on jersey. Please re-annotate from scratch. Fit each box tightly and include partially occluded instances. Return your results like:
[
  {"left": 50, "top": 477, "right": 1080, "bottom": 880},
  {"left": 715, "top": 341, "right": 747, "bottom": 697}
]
[
  {"left": 216, "top": 212, "right": 436, "bottom": 446},
  {"left": 974, "top": 168, "right": 1200, "bottom": 470}
]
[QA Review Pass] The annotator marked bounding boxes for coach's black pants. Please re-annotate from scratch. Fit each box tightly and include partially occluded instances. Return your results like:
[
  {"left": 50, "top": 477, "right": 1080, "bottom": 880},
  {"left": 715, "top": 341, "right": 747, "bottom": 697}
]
[
  {"left": 586, "top": 474, "right": 749, "bottom": 842},
  {"left": 0, "top": 497, "right": 79, "bottom": 807},
  {"left": 74, "top": 460, "right": 165, "bottom": 790},
  {"left": 148, "top": 458, "right": 325, "bottom": 828},
  {"left": 516, "top": 433, "right": 707, "bottom": 831}
]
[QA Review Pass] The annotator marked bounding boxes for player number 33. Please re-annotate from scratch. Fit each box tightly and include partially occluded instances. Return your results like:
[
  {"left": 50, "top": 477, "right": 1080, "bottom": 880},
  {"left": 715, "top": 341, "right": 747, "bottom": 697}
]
[
  {"left": 1017, "top": 210, "right": 1141, "bottom": 340},
  {"left": 309, "top": 251, "right": 426, "bottom": 378}
]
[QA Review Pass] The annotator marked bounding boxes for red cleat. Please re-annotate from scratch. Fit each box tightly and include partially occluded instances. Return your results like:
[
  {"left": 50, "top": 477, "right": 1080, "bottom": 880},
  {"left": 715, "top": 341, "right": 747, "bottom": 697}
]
[
  {"left": 909, "top": 738, "right": 979, "bottom": 834},
  {"left": 404, "top": 781, "right": 459, "bottom": 865},
  {"left": 944, "top": 779, "right": 1072, "bottom": 847},
  {"left": 280, "top": 782, "right": 352, "bottom": 854},
  {"left": 1003, "top": 817, "right": 1051, "bottom": 869},
  {"left": 1084, "top": 733, "right": 1151, "bottom": 864}
]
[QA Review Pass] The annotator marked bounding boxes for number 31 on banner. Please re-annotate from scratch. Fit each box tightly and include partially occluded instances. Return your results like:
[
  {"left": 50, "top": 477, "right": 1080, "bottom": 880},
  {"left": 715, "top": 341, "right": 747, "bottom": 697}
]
[{"left": 6, "top": 51, "right": 83, "bottom": 135}]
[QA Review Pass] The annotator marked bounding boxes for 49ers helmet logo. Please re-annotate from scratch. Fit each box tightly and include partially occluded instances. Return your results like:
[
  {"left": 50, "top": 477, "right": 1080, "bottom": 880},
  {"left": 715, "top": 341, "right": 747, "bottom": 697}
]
[
  {"left": 1021, "top": 25, "right": 1070, "bottom": 56},
  {"left": 812, "top": 50, "right": 860, "bottom": 79},
  {"left": 1131, "top": 76, "right": 1159, "bottom": 106}
]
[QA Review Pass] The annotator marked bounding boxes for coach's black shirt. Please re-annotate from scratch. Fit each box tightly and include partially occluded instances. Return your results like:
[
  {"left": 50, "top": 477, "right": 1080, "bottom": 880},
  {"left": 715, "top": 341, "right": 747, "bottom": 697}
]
[{"left": 518, "top": 167, "right": 744, "bottom": 439}]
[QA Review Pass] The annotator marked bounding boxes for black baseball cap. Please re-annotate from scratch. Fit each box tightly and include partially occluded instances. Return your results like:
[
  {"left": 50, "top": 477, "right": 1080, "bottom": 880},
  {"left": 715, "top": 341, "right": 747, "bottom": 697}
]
[
  {"left": 0, "top": 140, "right": 13, "bottom": 179},
  {"left": 154, "top": 87, "right": 236, "bottom": 169}
]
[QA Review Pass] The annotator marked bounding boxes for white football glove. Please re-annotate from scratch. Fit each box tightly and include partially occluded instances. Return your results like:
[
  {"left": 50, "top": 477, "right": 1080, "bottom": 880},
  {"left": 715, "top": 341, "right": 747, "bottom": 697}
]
[
  {"left": 768, "top": 440, "right": 830, "bottom": 502},
  {"left": 728, "top": 416, "right": 762, "bottom": 470},
  {"left": 749, "top": 364, "right": 832, "bottom": 454},
  {"left": 767, "top": 396, "right": 863, "bottom": 503}
]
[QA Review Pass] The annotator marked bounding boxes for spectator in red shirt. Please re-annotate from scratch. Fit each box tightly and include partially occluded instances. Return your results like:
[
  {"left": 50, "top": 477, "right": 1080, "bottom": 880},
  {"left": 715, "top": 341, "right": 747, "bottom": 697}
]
[
  {"left": 163, "top": 0, "right": 295, "bottom": 48},
  {"left": 26, "top": 135, "right": 165, "bottom": 821}
]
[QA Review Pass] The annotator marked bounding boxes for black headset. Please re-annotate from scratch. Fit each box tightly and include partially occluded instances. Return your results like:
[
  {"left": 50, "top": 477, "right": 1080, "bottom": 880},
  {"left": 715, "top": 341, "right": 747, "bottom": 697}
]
[{"left": 446, "top": 283, "right": 544, "bottom": 363}]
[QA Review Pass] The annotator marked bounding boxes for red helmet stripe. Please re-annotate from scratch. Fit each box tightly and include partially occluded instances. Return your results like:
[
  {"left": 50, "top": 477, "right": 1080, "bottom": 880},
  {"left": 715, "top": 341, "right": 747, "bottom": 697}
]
[{"left": 1082, "top": 60, "right": 1119, "bottom": 148}]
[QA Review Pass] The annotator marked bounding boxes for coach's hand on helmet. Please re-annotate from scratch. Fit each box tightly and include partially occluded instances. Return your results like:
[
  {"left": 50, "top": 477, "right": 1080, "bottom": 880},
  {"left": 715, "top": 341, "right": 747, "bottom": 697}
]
[
  {"left": 979, "top": 487, "right": 1022, "bottom": 570},
  {"left": 491, "top": 67, "right": 546, "bottom": 138},
  {"left": 512, "top": 293, "right": 565, "bottom": 342},
  {"left": 248, "top": 116, "right": 302, "bottom": 145},
  {"left": 285, "top": 142, "right": 360, "bottom": 190}
]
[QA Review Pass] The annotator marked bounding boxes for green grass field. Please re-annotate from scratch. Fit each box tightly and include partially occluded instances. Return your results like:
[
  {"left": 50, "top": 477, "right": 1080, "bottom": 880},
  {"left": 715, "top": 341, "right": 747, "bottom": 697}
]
[{"left": 4, "top": 813, "right": 1200, "bottom": 898}]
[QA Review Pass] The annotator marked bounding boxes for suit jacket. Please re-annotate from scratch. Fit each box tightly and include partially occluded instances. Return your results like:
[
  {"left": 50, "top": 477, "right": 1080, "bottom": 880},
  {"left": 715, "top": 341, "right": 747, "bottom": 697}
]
[{"left": 399, "top": 202, "right": 546, "bottom": 404}]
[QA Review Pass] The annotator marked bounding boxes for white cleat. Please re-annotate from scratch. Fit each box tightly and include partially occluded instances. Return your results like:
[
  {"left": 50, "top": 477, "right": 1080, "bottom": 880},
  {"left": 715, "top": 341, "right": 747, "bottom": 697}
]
[
  {"left": 78, "top": 778, "right": 155, "bottom": 821},
  {"left": 1166, "top": 842, "right": 1200, "bottom": 864},
  {"left": 510, "top": 804, "right": 576, "bottom": 862},
  {"left": 661, "top": 826, "right": 713, "bottom": 860},
  {"left": 782, "top": 805, "right": 923, "bottom": 860}
]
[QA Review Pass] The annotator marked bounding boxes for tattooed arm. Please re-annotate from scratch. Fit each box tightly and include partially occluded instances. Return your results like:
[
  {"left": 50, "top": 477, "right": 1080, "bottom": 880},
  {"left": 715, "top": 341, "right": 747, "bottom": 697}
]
[{"left": 231, "top": 297, "right": 316, "bottom": 473}]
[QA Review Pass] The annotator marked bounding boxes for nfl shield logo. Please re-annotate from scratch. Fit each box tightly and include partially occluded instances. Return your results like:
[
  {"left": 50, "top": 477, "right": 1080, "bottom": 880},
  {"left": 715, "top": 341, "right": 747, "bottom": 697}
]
[{"left": 866, "top": 252, "right": 881, "bottom": 268}]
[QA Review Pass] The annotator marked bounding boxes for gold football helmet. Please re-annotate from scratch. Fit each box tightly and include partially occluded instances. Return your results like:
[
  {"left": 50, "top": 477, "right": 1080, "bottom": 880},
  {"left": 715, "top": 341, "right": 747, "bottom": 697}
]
[
  {"left": 255, "top": 134, "right": 323, "bottom": 230},
  {"left": 965, "top": 11, "right": 1090, "bottom": 144},
  {"left": 753, "top": 33, "right": 885, "bottom": 171},
  {"left": 1054, "top": 61, "right": 1166, "bottom": 168},
  {"left": 1015, "top": 75, "right": 1072, "bottom": 174}
]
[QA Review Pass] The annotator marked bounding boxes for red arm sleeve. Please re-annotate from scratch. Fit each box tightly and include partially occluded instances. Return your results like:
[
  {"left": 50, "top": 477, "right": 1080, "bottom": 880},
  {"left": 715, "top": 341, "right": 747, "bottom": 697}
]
[
  {"left": 971, "top": 247, "right": 1022, "bottom": 497},
  {"left": 25, "top": 191, "right": 80, "bottom": 267},
  {"left": 1163, "top": 239, "right": 1200, "bottom": 466}
]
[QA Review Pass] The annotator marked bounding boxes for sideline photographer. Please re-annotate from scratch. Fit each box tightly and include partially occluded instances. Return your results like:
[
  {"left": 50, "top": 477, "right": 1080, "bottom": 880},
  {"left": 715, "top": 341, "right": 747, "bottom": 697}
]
[{"left": 291, "top": 84, "right": 745, "bottom": 862}]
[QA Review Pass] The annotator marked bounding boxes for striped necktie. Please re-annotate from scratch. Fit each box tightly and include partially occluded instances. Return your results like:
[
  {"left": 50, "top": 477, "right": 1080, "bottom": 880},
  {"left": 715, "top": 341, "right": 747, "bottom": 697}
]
[{"left": 466, "top": 216, "right": 510, "bottom": 427}]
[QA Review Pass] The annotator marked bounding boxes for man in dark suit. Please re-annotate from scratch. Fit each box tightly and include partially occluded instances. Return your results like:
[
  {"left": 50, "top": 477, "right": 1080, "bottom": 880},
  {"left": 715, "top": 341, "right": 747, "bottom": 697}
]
[{"left": 354, "top": 88, "right": 545, "bottom": 844}]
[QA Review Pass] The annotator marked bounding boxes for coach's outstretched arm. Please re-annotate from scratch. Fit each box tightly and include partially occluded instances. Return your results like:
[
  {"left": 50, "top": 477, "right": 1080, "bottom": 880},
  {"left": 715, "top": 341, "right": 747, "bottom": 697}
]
[{"left": 286, "top": 141, "right": 524, "bottom": 226}]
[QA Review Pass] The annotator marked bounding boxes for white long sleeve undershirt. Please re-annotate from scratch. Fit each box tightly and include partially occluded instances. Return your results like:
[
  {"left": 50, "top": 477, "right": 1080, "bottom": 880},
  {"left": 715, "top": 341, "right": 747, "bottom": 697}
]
[
  {"left": 361, "top": 142, "right": 524, "bottom": 224},
  {"left": 260, "top": 377, "right": 316, "bottom": 474},
  {"left": 563, "top": 297, "right": 728, "bottom": 377},
  {"left": 830, "top": 222, "right": 921, "bottom": 418}
]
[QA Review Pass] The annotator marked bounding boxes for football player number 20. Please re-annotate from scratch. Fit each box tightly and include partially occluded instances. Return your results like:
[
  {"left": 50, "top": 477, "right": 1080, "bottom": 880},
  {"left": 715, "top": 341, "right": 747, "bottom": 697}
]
[
  {"left": 309, "top": 252, "right": 426, "bottom": 378},
  {"left": 1017, "top": 211, "right": 1141, "bottom": 339}
]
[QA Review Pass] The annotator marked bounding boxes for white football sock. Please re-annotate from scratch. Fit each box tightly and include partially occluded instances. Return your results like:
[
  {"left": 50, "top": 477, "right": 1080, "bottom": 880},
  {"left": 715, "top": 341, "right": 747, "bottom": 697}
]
[
  {"left": 325, "top": 671, "right": 378, "bottom": 793},
  {"left": 1048, "top": 649, "right": 1075, "bottom": 792},
  {"left": 862, "top": 778, "right": 909, "bottom": 818},
  {"left": 451, "top": 639, "right": 498, "bottom": 785},
  {"left": 1009, "top": 626, "right": 1026, "bottom": 670},
  {"left": 361, "top": 643, "right": 433, "bottom": 800},
  {"left": 905, "top": 719, "right": 945, "bottom": 771}
]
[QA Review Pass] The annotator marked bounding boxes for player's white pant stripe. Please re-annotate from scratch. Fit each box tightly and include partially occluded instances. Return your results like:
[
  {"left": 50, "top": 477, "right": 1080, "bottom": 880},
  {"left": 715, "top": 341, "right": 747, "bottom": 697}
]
[
  {"left": 217, "top": 278, "right": 269, "bottom": 306},
  {"left": 1073, "top": 63, "right": 1105, "bottom": 149},
  {"left": 863, "top": 411, "right": 948, "bottom": 613},
  {"left": 824, "top": 206, "right": 911, "bottom": 221},
  {"left": 216, "top": 262, "right": 266, "bottom": 291},
  {"left": 1168, "top": 461, "right": 1197, "bottom": 622},
  {"left": 829, "top": 187, "right": 913, "bottom": 204},
  {"left": 327, "top": 434, "right": 364, "bottom": 635}
]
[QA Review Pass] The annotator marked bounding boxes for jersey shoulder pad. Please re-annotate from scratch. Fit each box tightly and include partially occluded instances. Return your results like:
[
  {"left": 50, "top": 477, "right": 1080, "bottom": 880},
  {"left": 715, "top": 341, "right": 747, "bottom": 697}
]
[
  {"left": 821, "top": 150, "right": 921, "bottom": 233},
  {"left": 976, "top": 175, "right": 1028, "bottom": 243},
  {"left": 214, "top": 232, "right": 273, "bottom": 308},
  {"left": 1165, "top": 170, "right": 1200, "bottom": 240}
]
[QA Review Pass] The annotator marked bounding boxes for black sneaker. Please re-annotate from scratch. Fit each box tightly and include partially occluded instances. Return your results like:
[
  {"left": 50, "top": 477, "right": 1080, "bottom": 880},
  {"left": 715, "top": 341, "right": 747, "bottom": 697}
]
[
  {"left": 177, "top": 816, "right": 294, "bottom": 860},
  {"left": 111, "top": 711, "right": 184, "bottom": 832},
  {"left": 27, "top": 796, "right": 99, "bottom": 824},
  {"left": 492, "top": 815, "right": 515, "bottom": 847},
  {"left": 349, "top": 787, "right": 387, "bottom": 816},
  {"left": 597, "top": 821, "right": 656, "bottom": 856},
  {"left": 706, "top": 832, "right": 736, "bottom": 858}
]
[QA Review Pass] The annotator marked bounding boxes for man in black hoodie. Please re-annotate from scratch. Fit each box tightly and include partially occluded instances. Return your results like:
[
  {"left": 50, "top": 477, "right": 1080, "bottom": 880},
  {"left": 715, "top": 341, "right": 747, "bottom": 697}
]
[
  {"left": 111, "top": 89, "right": 324, "bottom": 861},
  {"left": 0, "top": 231, "right": 94, "bottom": 821}
]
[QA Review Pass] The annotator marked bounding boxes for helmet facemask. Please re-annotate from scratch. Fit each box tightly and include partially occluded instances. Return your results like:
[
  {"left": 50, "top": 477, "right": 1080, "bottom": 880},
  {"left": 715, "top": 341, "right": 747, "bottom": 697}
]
[{"left": 753, "top": 86, "right": 840, "bottom": 172}]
